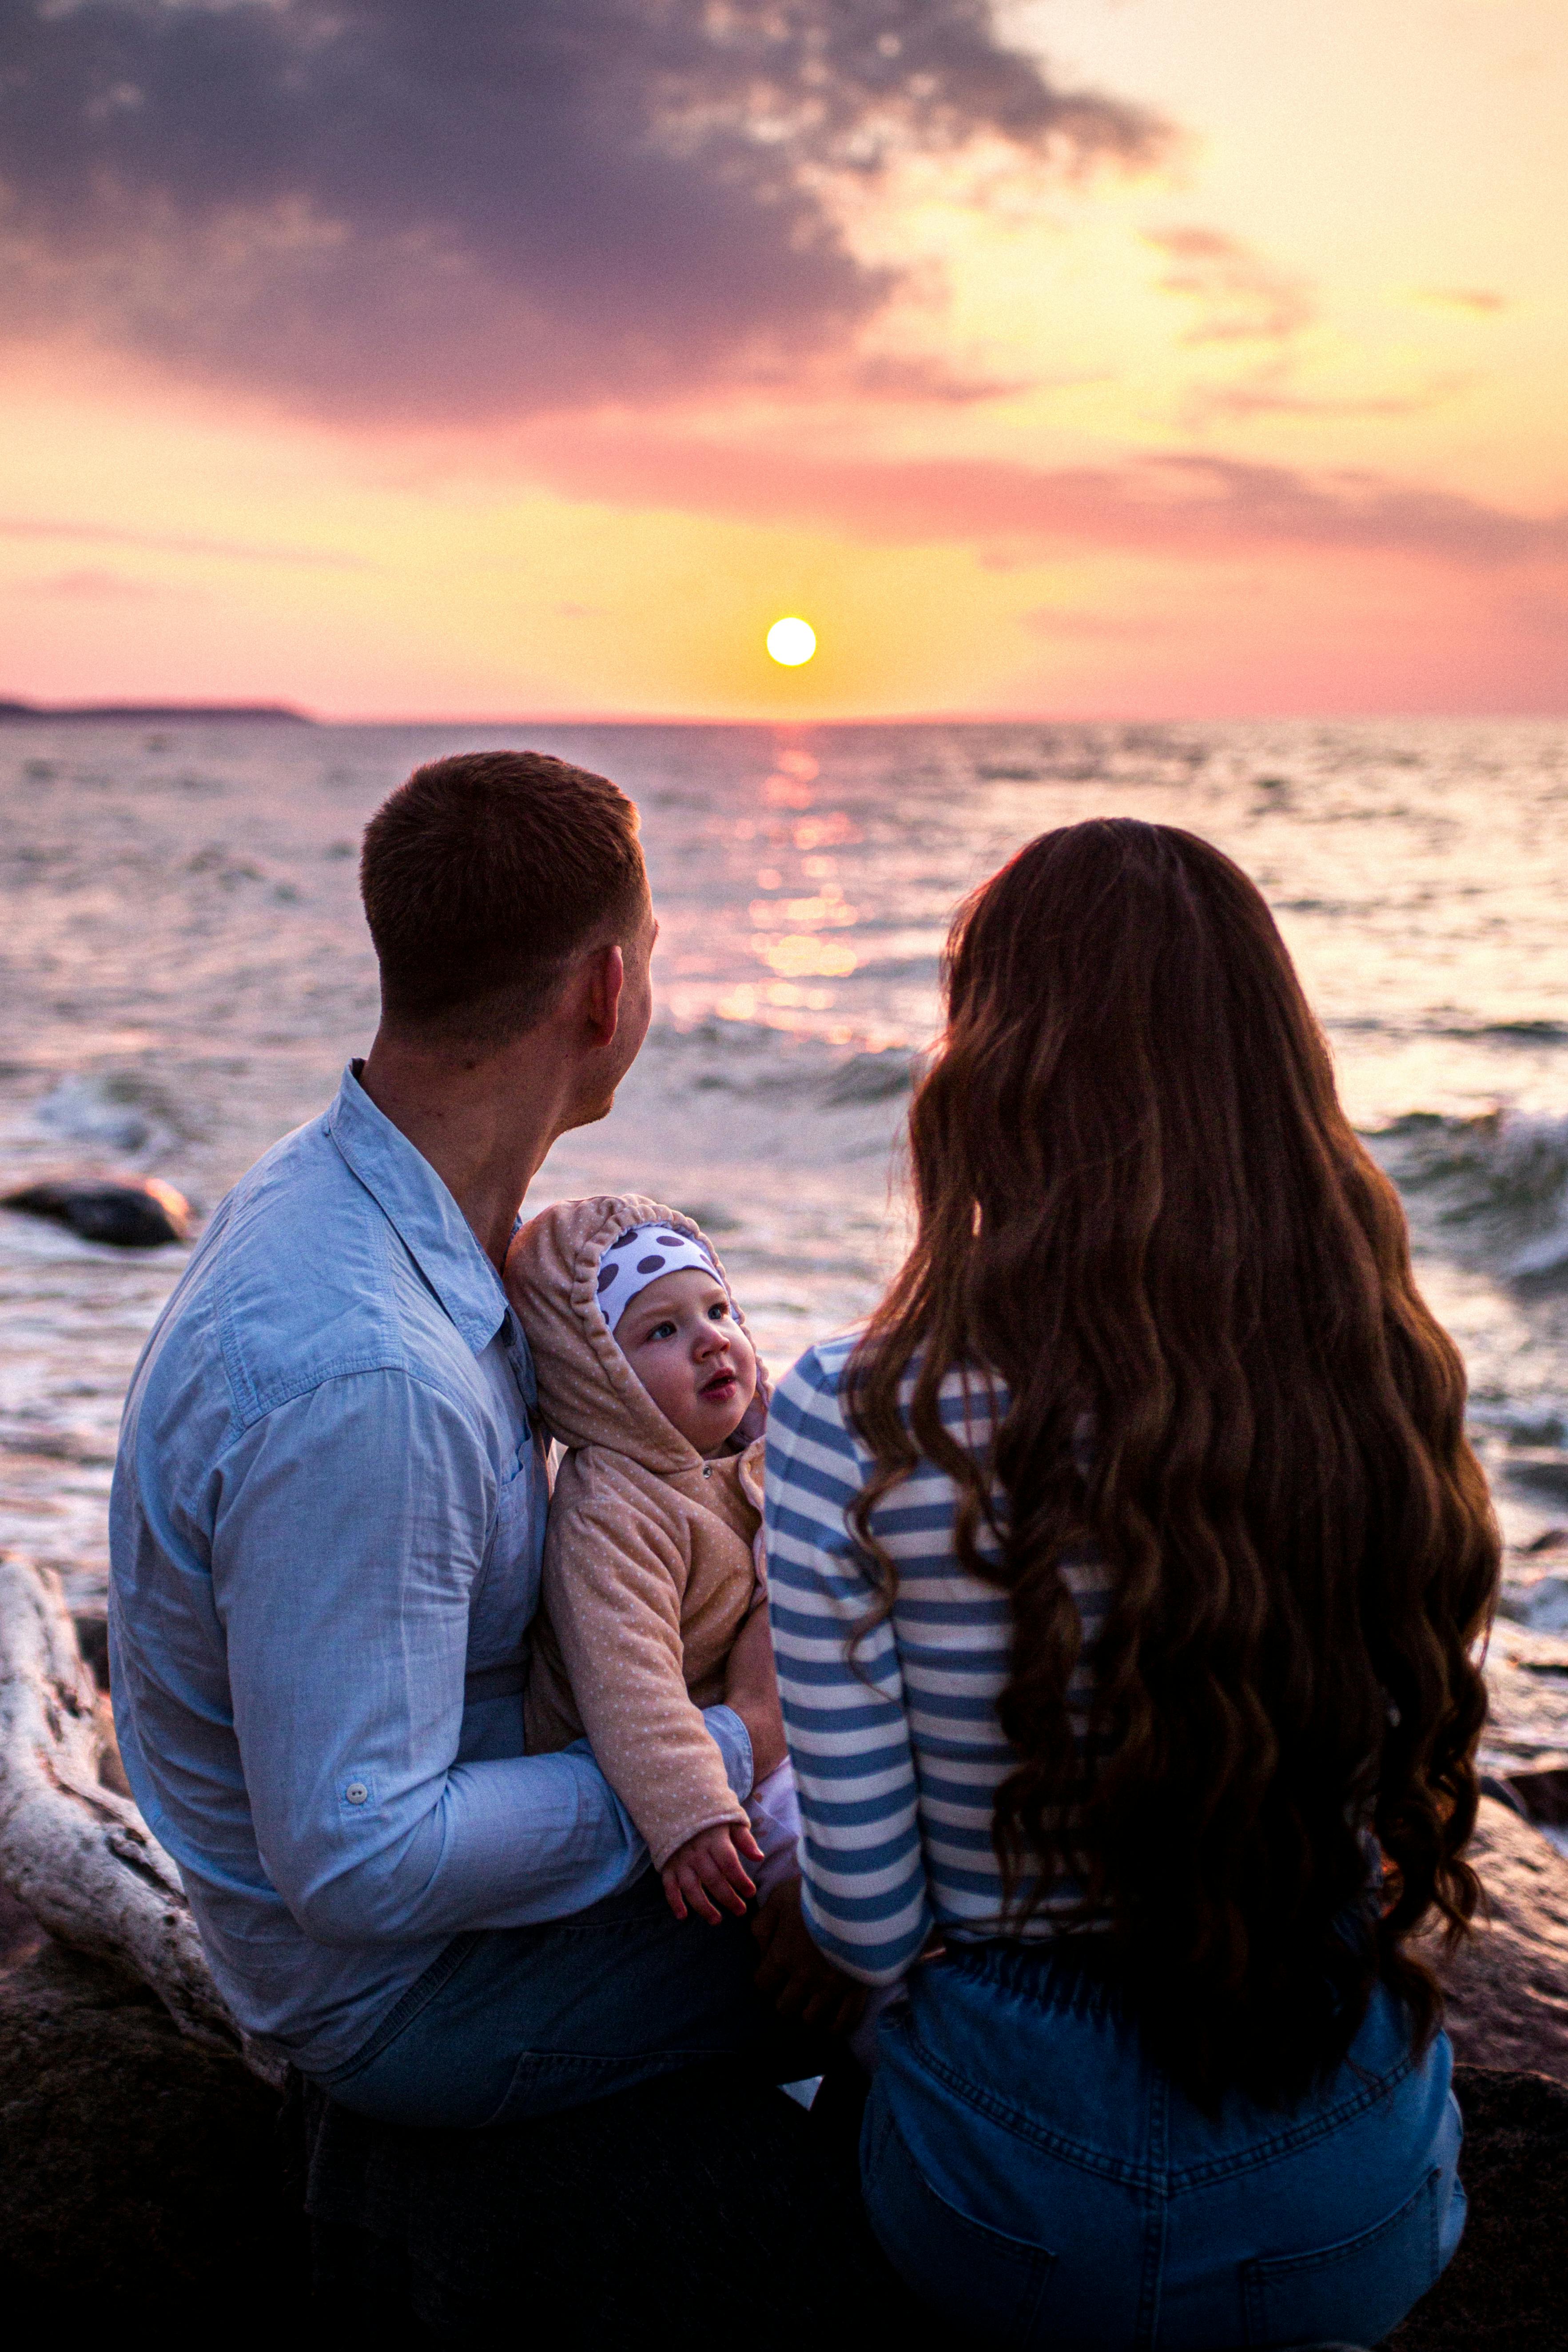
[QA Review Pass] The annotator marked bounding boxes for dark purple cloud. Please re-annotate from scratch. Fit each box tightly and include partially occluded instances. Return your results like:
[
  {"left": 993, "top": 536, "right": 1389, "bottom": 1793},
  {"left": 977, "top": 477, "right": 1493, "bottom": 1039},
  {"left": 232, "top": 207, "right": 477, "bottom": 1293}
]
[{"left": 0, "top": 0, "right": 1166, "bottom": 419}]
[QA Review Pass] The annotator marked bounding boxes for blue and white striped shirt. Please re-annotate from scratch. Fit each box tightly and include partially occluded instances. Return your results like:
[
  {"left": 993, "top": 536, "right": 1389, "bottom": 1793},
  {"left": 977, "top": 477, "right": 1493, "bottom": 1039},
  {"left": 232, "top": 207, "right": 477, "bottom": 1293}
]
[{"left": 765, "top": 1335, "right": 1113, "bottom": 1985}]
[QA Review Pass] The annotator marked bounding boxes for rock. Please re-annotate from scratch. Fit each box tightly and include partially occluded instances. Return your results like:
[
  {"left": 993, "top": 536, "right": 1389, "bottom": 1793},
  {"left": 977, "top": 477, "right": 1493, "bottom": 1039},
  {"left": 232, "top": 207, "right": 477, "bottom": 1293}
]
[
  {"left": 0, "top": 1934, "right": 900, "bottom": 2339},
  {"left": 0, "top": 1929, "right": 1561, "bottom": 2341},
  {"left": 296, "top": 2058, "right": 912, "bottom": 2343},
  {"left": 1, "top": 1176, "right": 190, "bottom": 1247},
  {"left": 0, "top": 1879, "right": 43, "bottom": 1971},
  {"left": 0, "top": 1938, "right": 302, "bottom": 2318},
  {"left": 1389, "top": 2066, "right": 1568, "bottom": 2352},
  {"left": 1477, "top": 1621, "right": 1568, "bottom": 1775},
  {"left": 1422, "top": 1798, "right": 1568, "bottom": 2084}
]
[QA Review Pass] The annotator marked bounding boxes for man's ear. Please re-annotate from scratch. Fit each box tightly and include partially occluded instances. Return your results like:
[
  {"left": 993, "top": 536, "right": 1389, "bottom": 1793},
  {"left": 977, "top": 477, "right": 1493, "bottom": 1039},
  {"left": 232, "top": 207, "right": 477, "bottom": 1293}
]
[{"left": 581, "top": 943, "right": 626, "bottom": 1048}]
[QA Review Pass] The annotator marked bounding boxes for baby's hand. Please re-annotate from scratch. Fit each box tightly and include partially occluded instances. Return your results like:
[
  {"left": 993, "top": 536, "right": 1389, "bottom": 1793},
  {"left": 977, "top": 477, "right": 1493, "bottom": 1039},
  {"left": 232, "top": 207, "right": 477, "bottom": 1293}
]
[
  {"left": 661, "top": 1821, "right": 764, "bottom": 1924},
  {"left": 752, "top": 1876, "right": 868, "bottom": 2034}
]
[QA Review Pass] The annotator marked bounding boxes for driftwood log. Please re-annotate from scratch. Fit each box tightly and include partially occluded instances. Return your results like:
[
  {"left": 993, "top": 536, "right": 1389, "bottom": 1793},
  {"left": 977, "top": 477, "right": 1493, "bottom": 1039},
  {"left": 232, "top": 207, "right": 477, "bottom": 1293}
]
[{"left": 0, "top": 1547, "right": 280, "bottom": 2084}]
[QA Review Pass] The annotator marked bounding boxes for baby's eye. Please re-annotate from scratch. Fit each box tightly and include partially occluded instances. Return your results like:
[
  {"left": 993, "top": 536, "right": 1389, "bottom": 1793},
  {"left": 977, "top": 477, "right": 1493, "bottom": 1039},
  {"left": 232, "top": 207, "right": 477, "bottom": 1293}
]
[
  {"left": 707, "top": 1302, "right": 730, "bottom": 1322},
  {"left": 647, "top": 1319, "right": 677, "bottom": 1342}
]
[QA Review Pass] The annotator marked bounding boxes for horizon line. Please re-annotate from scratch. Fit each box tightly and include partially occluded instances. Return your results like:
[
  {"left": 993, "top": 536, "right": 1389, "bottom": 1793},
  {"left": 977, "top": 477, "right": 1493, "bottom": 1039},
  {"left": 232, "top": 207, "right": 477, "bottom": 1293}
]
[{"left": 6, "top": 698, "right": 1568, "bottom": 730}]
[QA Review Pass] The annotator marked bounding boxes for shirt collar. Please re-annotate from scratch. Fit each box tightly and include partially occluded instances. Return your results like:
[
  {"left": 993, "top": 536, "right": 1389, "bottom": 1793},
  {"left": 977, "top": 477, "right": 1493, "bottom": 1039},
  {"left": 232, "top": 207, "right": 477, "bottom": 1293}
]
[{"left": 325, "top": 1061, "right": 510, "bottom": 1356}]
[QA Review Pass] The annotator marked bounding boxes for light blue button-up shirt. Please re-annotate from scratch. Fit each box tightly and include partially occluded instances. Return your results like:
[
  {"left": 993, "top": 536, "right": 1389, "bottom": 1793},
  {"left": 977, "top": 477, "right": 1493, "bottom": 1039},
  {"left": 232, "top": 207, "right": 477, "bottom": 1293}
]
[{"left": 108, "top": 1064, "right": 753, "bottom": 2073}]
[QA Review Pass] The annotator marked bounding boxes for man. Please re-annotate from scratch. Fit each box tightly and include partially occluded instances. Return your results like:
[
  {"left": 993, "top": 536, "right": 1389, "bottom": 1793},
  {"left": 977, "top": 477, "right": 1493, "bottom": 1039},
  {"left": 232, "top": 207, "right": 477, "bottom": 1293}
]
[{"left": 108, "top": 749, "right": 796, "bottom": 2124}]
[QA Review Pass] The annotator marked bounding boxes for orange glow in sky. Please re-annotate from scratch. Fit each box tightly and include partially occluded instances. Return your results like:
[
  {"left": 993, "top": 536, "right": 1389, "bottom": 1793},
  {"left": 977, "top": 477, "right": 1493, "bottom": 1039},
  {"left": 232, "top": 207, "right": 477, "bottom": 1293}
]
[{"left": 1, "top": 1, "right": 1563, "bottom": 720}]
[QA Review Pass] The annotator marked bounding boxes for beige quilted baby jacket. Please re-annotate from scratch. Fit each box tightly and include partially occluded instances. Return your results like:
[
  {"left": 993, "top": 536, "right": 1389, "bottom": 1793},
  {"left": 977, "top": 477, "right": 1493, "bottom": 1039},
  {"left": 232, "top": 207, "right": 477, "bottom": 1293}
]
[{"left": 506, "top": 1194, "right": 769, "bottom": 1870}]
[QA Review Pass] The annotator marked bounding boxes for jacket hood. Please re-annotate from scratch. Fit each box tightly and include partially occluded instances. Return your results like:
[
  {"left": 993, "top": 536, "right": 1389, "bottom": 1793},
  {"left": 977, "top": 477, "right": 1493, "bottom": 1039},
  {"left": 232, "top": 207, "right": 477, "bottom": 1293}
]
[{"left": 507, "top": 1193, "right": 770, "bottom": 1473}]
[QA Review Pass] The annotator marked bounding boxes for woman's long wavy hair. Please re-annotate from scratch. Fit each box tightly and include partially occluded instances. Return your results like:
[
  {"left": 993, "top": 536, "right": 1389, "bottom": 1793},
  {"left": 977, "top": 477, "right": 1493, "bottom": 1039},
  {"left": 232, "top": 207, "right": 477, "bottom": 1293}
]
[{"left": 847, "top": 819, "right": 1498, "bottom": 2108}]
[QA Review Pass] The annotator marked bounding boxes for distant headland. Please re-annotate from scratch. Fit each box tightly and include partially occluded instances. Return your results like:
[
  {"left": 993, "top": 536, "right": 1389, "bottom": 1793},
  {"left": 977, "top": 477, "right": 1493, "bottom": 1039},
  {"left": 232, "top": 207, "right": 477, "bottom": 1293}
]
[{"left": 0, "top": 699, "right": 314, "bottom": 724}]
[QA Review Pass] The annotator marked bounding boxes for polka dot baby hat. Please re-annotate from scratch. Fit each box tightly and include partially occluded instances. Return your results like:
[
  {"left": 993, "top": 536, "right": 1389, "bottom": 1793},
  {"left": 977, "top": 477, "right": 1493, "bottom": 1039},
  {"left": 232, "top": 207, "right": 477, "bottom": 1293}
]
[{"left": 594, "top": 1220, "right": 720, "bottom": 1338}]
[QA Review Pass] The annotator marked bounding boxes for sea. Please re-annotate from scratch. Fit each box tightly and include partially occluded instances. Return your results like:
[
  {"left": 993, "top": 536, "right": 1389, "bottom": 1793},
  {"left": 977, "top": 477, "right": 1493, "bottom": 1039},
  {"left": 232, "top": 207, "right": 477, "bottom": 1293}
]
[{"left": 3, "top": 715, "right": 1566, "bottom": 1779}]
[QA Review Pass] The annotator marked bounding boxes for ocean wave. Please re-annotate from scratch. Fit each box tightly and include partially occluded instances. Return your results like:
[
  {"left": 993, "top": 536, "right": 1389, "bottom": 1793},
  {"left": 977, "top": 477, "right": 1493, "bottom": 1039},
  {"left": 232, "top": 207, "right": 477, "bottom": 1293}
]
[
  {"left": 1327, "top": 1015, "right": 1568, "bottom": 1047},
  {"left": 820, "top": 1050, "right": 918, "bottom": 1105},
  {"left": 1471, "top": 1402, "right": 1568, "bottom": 1449},
  {"left": 641, "top": 1018, "right": 916, "bottom": 1110},
  {"left": 1497, "top": 1573, "right": 1568, "bottom": 1634},
  {"left": 1433, "top": 1019, "right": 1568, "bottom": 1046},
  {"left": 838, "top": 952, "right": 942, "bottom": 986},
  {"left": 1369, "top": 1108, "right": 1568, "bottom": 1285},
  {"left": 28, "top": 1070, "right": 196, "bottom": 1158}
]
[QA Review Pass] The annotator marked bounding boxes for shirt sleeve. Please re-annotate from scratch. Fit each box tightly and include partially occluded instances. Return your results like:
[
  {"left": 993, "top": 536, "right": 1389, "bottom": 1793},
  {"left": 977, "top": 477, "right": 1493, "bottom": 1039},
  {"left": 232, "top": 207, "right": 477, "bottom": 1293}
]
[
  {"left": 210, "top": 1369, "right": 751, "bottom": 1945},
  {"left": 764, "top": 1346, "right": 933, "bottom": 1984}
]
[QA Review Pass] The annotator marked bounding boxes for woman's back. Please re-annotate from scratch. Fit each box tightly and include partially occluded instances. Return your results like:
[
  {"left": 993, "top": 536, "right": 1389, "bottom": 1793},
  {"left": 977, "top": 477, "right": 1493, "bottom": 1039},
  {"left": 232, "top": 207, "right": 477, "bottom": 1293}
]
[
  {"left": 820, "top": 817, "right": 1495, "bottom": 2104},
  {"left": 770, "top": 816, "right": 1497, "bottom": 2348},
  {"left": 768, "top": 1342, "right": 1470, "bottom": 2349}
]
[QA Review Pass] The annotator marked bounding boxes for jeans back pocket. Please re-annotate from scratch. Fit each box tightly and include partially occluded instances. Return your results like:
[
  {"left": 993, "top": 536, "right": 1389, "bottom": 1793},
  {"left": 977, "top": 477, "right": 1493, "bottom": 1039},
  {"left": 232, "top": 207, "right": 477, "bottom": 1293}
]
[
  {"left": 863, "top": 2102, "right": 1057, "bottom": 2348},
  {"left": 1240, "top": 2164, "right": 1449, "bottom": 2348}
]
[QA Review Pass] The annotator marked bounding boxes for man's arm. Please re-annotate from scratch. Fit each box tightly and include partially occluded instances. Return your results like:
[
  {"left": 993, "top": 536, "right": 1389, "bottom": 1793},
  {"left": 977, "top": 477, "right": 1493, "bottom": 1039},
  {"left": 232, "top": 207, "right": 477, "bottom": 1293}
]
[{"left": 211, "top": 1368, "right": 752, "bottom": 1945}]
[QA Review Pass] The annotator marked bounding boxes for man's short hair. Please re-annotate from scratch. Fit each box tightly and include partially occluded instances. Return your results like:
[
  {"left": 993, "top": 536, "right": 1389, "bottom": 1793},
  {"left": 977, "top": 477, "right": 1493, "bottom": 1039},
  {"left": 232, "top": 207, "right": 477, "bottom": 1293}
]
[{"left": 360, "top": 750, "right": 646, "bottom": 1051}]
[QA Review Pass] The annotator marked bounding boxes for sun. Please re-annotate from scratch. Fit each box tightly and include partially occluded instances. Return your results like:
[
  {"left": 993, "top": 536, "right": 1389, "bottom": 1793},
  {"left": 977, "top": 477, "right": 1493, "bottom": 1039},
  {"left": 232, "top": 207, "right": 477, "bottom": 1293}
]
[{"left": 766, "top": 616, "right": 816, "bottom": 667}]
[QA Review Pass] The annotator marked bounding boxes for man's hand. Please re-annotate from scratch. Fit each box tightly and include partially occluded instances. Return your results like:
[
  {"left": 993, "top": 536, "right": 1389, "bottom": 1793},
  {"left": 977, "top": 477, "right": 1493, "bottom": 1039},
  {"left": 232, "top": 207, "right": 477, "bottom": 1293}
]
[
  {"left": 724, "top": 1596, "right": 786, "bottom": 1783},
  {"left": 752, "top": 1875, "right": 867, "bottom": 2034},
  {"left": 661, "top": 1820, "right": 764, "bottom": 1924}
]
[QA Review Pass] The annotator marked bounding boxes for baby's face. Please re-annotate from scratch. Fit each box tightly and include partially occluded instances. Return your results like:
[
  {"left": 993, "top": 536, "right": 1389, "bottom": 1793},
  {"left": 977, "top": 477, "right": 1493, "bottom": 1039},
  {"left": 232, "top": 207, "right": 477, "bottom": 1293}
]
[{"left": 613, "top": 1268, "right": 757, "bottom": 1456}]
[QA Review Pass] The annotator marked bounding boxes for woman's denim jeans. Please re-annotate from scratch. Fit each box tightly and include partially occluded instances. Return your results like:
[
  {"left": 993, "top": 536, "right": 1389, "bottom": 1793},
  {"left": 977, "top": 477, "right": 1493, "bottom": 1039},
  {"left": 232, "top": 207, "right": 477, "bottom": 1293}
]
[{"left": 860, "top": 1942, "right": 1464, "bottom": 2351}]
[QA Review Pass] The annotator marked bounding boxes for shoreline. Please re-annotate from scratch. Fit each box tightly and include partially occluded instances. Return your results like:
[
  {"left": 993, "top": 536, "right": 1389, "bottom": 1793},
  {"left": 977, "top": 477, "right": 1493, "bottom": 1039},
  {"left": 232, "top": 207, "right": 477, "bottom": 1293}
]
[{"left": 0, "top": 700, "right": 314, "bottom": 724}]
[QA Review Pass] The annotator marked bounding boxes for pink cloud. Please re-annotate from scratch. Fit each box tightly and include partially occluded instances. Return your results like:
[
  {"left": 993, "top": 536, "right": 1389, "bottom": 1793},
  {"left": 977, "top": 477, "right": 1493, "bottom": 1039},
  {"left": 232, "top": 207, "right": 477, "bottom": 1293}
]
[
  {"left": 23, "top": 567, "right": 161, "bottom": 601},
  {"left": 1143, "top": 227, "right": 1314, "bottom": 346},
  {"left": 0, "top": 516, "right": 370, "bottom": 570},
  {"left": 517, "top": 425, "right": 1568, "bottom": 571},
  {"left": 1417, "top": 288, "right": 1508, "bottom": 315}
]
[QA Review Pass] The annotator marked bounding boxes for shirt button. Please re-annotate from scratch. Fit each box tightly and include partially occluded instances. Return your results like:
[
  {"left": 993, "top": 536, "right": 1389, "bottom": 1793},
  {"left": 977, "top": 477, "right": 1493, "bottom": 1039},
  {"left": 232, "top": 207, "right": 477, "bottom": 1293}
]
[{"left": 345, "top": 1782, "right": 369, "bottom": 1806}]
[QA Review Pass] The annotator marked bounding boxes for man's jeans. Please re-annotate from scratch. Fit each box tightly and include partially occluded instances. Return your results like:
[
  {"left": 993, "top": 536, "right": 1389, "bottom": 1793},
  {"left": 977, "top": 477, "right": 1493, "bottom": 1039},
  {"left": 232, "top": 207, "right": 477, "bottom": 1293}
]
[
  {"left": 317, "top": 1871, "right": 812, "bottom": 2129},
  {"left": 860, "top": 1940, "right": 1465, "bottom": 2350}
]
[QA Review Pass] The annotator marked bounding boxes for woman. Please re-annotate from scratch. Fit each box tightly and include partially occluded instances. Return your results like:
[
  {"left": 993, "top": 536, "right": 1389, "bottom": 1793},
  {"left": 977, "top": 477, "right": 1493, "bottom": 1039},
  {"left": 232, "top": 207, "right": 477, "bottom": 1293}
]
[{"left": 764, "top": 820, "right": 1496, "bottom": 2349}]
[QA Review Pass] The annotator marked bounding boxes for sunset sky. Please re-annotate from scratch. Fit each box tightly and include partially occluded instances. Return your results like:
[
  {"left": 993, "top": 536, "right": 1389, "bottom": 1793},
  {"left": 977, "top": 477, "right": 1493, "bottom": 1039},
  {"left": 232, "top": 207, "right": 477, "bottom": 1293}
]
[{"left": 2, "top": 0, "right": 1564, "bottom": 720}]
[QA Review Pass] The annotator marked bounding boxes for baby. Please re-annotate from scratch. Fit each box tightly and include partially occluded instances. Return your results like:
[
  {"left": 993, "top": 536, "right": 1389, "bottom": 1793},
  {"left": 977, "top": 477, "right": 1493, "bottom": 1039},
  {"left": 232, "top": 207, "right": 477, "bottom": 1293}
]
[{"left": 509, "top": 1194, "right": 828, "bottom": 1952}]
